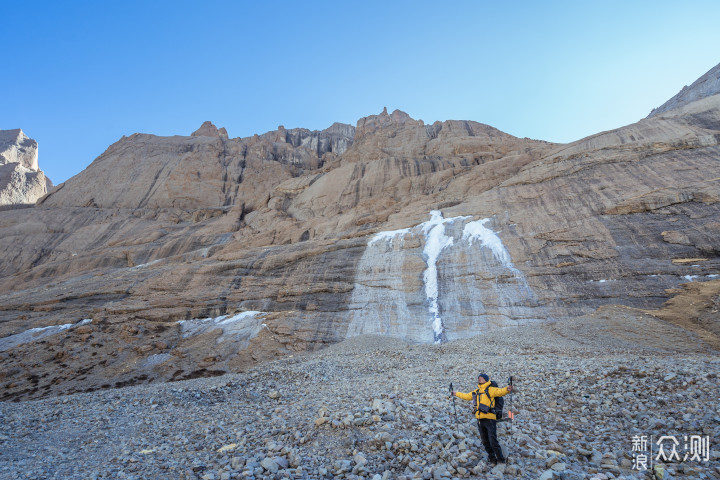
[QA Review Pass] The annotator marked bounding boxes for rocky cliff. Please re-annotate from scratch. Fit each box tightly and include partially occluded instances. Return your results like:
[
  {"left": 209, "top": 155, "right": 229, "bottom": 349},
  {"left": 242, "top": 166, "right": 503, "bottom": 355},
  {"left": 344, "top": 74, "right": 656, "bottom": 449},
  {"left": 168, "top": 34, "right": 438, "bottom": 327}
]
[
  {"left": 0, "top": 129, "right": 52, "bottom": 207},
  {"left": 1, "top": 63, "right": 719, "bottom": 401}
]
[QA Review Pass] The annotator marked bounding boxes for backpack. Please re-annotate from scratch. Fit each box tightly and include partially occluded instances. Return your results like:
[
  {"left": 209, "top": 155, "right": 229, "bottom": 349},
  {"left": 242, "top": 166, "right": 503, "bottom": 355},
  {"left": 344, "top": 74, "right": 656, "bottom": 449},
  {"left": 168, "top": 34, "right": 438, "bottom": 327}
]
[{"left": 471, "top": 380, "right": 504, "bottom": 419}]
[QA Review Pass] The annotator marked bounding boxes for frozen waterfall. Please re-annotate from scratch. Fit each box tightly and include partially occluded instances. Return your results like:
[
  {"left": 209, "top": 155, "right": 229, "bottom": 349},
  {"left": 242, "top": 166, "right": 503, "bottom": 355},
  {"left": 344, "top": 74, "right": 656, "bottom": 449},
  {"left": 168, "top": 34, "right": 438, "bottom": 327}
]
[{"left": 346, "top": 211, "right": 541, "bottom": 343}]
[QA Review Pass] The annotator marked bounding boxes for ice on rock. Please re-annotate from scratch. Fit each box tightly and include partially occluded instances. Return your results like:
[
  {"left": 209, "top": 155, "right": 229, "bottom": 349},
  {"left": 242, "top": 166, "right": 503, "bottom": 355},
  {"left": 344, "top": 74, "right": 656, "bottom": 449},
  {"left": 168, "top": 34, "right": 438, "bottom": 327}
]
[
  {"left": 347, "top": 212, "right": 543, "bottom": 343},
  {"left": 421, "top": 211, "right": 457, "bottom": 343},
  {"left": 0, "top": 319, "right": 92, "bottom": 352},
  {"left": 179, "top": 311, "right": 265, "bottom": 348}
]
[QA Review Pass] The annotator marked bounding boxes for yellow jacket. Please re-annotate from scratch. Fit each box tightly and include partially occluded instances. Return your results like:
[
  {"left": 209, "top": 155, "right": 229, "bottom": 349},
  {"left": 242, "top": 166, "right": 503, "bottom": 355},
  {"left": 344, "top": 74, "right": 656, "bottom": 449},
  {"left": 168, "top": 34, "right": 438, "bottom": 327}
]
[{"left": 456, "top": 381, "right": 509, "bottom": 420}]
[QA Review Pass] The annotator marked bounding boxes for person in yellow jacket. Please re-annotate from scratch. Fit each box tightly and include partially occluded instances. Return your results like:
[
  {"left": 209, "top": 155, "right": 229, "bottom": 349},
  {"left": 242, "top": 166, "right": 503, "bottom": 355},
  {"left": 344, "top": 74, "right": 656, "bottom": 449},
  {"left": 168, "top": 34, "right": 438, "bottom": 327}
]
[{"left": 452, "top": 373, "right": 513, "bottom": 466}]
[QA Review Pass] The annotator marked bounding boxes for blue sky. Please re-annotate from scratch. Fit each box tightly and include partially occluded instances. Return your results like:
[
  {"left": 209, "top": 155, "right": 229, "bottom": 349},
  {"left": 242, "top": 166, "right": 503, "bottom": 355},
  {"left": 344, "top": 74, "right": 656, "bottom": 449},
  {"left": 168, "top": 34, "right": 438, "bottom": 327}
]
[{"left": 3, "top": 1, "right": 719, "bottom": 184}]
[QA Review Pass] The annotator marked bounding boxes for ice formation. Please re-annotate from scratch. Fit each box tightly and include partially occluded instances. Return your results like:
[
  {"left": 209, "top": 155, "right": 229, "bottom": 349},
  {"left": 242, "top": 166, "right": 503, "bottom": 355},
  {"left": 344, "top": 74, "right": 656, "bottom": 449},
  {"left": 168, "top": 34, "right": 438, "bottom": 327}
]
[{"left": 352, "top": 211, "right": 537, "bottom": 343}]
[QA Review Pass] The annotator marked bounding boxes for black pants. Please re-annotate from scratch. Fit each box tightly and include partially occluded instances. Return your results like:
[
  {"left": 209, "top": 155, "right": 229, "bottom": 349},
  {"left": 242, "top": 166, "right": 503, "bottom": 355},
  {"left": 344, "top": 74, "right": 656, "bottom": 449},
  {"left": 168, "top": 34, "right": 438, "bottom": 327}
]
[{"left": 477, "top": 419, "right": 504, "bottom": 461}]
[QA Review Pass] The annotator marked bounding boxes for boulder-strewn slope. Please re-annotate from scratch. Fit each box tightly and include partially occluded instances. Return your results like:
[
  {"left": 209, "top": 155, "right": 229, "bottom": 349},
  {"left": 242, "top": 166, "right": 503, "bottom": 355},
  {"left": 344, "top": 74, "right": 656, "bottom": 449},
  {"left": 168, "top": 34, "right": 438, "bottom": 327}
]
[
  {"left": 0, "top": 129, "right": 52, "bottom": 206},
  {"left": 1, "top": 63, "right": 719, "bottom": 401},
  {"left": 2, "top": 313, "right": 718, "bottom": 480}
]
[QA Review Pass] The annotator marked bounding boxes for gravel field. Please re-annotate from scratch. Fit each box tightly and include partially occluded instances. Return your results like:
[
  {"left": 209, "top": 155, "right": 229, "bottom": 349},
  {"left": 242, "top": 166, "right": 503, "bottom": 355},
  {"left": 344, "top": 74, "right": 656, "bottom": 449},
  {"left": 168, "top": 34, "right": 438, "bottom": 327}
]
[{"left": 1, "top": 311, "right": 719, "bottom": 480}]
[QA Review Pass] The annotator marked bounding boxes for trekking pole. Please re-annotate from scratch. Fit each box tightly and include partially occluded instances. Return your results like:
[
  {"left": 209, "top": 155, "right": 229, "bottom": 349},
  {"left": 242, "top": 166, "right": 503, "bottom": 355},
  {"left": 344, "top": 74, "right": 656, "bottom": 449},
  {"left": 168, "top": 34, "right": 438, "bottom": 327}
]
[
  {"left": 508, "top": 376, "right": 514, "bottom": 441},
  {"left": 449, "top": 382, "right": 459, "bottom": 435}
]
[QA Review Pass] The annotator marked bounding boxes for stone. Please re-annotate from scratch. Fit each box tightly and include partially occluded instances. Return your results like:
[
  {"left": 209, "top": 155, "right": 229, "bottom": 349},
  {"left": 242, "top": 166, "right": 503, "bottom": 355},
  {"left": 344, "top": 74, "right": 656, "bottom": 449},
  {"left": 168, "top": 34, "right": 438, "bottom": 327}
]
[
  {"left": 432, "top": 464, "right": 451, "bottom": 479},
  {"left": 490, "top": 463, "right": 506, "bottom": 476},
  {"left": 653, "top": 464, "right": 665, "bottom": 479},
  {"left": 260, "top": 457, "right": 279, "bottom": 474},
  {"left": 546, "top": 455, "right": 560, "bottom": 468},
  {"left": 538, "top": 470, "right": 556, "bottom": 480}
]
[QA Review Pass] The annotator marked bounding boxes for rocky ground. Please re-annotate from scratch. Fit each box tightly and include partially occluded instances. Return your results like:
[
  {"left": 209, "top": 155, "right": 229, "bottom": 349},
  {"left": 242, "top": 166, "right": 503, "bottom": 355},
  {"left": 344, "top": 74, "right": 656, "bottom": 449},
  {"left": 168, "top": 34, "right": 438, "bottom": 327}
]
[{"left": 1, "top": 309, "right": 719, "bottom": 480}]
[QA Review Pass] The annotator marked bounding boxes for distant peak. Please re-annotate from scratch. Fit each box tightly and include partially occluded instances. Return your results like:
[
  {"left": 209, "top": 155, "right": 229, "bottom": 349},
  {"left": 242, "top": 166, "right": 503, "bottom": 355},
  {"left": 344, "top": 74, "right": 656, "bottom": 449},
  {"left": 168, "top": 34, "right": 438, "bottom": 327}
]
[
  {"left": 0, "top": 128, "right": 39, "bottom": 172},
  {"left": 647, "top": 62, "right": 720, "bottom": 118},
  {"left": 376, "top": 107, "right": 412, "bottom": 122},
  {"left": 0, "top": 128, "right": 27, "bottom": 144},
  {"left": 390, "top": 109, "right": 413, "bottom": 123},
  {"left": 355, "top": 108, "right": 419, "bottom": 135},
  {"left": 191, "top": 121, "right": 229, "bottom": 139}
]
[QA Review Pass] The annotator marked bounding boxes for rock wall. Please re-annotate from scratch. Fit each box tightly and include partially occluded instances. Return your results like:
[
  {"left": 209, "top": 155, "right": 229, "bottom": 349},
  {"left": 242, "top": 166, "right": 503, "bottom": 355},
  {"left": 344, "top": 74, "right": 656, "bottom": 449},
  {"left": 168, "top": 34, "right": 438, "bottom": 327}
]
[{"left": 1, "top": 64, "right": 719, "bottom": 400}]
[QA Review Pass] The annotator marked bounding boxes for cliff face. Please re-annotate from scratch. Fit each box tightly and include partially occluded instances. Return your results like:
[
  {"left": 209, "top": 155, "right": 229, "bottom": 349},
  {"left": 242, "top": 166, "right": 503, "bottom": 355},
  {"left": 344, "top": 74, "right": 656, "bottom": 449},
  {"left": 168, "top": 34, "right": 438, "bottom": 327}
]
[
  {"left": 1, "top": 63, "right": 719, "bottom": 400},
  {"left": 0, "top": 129, "right": 52, "bottom": 206}
]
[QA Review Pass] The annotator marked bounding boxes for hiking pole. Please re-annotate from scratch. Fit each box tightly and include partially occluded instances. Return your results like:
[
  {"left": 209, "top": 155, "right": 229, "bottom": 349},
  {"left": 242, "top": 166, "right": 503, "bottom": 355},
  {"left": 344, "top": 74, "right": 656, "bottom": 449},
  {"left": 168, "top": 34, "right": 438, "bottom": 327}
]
[
  {"left": 508, "top": 376, "right": 514, "bottom": 441},
  {"left": 449, "top": 382, "right": 459, "bottom": 435}
]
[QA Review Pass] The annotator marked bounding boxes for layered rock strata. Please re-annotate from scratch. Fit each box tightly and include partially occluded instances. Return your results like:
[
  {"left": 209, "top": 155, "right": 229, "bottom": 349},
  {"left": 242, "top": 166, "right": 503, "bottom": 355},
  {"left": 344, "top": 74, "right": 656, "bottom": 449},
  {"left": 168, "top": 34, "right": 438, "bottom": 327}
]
[{"left": 1, "top": 63, "right": 720, "bottom": 400}]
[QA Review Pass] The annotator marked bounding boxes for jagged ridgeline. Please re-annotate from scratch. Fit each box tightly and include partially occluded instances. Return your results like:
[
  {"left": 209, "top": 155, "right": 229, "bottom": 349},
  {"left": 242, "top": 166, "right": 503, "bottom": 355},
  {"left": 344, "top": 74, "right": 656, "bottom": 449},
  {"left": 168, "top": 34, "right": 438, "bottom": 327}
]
[{"left": 1, "top": 64, "right": 720, "bottom": 400}]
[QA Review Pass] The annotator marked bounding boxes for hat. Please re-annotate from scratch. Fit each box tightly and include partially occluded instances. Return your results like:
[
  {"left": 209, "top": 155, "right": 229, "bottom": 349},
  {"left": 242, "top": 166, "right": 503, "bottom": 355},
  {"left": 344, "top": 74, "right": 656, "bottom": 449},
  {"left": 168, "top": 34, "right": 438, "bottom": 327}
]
[{"left": 477, "top": 373, "right": 489, "bottom": 383}]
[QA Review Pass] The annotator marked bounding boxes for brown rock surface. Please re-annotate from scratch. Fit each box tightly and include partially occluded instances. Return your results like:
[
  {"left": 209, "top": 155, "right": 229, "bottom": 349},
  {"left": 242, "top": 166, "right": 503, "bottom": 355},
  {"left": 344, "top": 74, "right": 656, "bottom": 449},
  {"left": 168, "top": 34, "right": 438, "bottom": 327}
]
[
  {"left": 1, "top": 64, "right": 720, "bottom": 400},
  {"left": 191, "top": 120, "right": 228, "bottom": 139}
]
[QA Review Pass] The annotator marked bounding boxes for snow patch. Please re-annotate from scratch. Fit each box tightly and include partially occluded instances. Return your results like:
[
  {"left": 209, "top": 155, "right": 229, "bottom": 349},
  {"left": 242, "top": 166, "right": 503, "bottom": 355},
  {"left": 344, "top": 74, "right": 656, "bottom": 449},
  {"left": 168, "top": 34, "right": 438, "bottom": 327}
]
[
  {"left": 130, "top": 259, "right": 161, "bottom": 270},
  {"left": 141, "top": 353, "right": 172, "bottom": 369},
  {"left": 682, "top": 274, "right": 718, "bottom": 282},
  {"left": 462, "top": 219, "right": 521, "bottom": 276},
  {"left": 369, "top": 228, "right": 411, "bottom": 247},
  {"left": 0, "top": 319, "right": 92, "bottom": 352},
  {"left": 178, "top": 311, "right": 265, "bottom": 346}
]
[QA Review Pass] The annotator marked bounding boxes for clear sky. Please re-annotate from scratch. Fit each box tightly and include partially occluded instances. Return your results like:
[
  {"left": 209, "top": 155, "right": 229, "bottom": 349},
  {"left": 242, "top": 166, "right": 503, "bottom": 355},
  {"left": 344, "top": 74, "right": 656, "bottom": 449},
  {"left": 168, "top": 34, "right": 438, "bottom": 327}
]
[{"left": 3, "top": 1, "right": 719, "bottom": 184}]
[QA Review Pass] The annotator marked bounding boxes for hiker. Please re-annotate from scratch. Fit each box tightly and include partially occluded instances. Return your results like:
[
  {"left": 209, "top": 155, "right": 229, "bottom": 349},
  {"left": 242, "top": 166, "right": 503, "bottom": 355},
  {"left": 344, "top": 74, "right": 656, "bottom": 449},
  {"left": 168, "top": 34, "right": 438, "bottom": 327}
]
[{"left": 452, "top": 373, "right": 513, "bottom": 466}]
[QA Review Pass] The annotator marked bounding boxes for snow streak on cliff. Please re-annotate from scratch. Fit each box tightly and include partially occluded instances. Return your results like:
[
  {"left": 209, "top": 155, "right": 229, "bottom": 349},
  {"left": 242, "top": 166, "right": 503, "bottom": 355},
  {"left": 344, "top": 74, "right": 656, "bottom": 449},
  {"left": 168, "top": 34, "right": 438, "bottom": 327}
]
[{"left": 347, "top": 211, "right": 542, "bottom": 343}]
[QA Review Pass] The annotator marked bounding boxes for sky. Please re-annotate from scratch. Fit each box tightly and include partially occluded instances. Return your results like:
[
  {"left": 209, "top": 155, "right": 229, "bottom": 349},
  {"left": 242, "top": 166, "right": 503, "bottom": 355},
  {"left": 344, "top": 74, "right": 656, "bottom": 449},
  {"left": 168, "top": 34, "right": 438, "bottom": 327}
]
[{"left": 3, "top": 1, "right": 720, "bottom": 184}]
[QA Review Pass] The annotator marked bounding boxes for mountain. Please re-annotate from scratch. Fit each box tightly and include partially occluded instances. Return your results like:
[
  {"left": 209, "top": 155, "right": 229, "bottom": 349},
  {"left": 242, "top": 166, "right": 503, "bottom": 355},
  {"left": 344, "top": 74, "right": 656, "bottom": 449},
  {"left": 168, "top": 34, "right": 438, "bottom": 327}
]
[
  {"left": 647, "top": 62, "right": 720, "bottom": 117},
  {"left": 1, "top": 64, "right": 719, "bottom": 401},
  {"left": 0, "top": 129, "right": 53, "bottom": 207}
]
